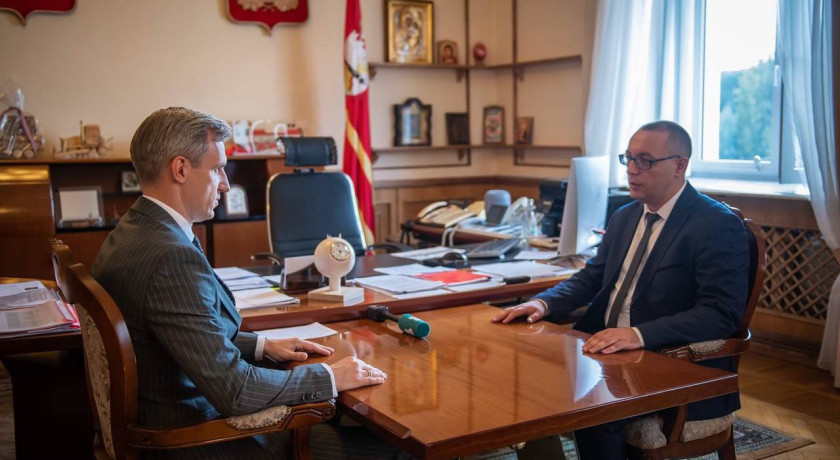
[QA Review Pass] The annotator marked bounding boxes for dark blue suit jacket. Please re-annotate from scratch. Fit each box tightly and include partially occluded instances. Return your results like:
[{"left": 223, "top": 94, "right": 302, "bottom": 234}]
[{"left": 533, "top": 182, "right": 749, "bottom": 420}]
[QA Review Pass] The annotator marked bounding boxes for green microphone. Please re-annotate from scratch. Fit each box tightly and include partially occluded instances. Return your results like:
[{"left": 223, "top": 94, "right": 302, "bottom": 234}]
[{"left": 366, "top": 305, "right": 430, "bottom": 338}]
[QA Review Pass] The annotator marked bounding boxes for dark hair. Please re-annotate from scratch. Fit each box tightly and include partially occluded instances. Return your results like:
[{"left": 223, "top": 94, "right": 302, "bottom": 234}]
[
  {"left": 130, "top": 107, "right": 231, "bottom": 185},
  {"left": 637, "top": 120, "right": 692, "bottom": 158}
]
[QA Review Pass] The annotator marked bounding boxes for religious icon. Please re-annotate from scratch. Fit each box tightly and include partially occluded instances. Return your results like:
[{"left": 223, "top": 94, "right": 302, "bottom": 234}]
[
  {"left": 515, "top": 117, "right": 534, "bottom": 145},
  {"left": 386, "top": 1, "right": 434, "bottom": 64},
  {"left": 437, "top": 40, "right": 458, "bottom": 65},
  {"left": 483, "top": 106, "right": 505, "bottom": 144}
]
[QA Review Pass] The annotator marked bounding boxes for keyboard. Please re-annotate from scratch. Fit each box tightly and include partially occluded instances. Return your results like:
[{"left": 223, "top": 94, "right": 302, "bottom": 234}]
[{"left": 465, "top": 238, "right": 520, "bottom": 259}]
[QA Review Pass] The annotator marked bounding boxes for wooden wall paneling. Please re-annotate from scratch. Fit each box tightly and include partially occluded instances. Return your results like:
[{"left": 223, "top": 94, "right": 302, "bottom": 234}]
[
  {"left": 751, "top": 309, "right": 825, "bottom": 347},
  {"left": 0, "top": 236, "right": 54, "bottom": 279},
  {"left": 705, "top": 194, "right": 817, "bottom": 229},
  {"left": 211, "top": 220, "right": 270, "bottom": 268},
  {"left": 0, "top": 165, "right": 54, "bottom": 279},
  {"left": 56, "top": 230, "right": 113, "bottom": 270},
  {"left": 373, "top": 187, "right": 398, "bottom": 242}
]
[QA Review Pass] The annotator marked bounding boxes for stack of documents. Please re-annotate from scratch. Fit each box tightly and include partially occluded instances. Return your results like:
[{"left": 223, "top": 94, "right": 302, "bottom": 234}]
[
  {"left": 474, "top": 261, "right": 575, "bottom": 279},
  {"left": 214, "top": 267, "right": 272, "bottom": 291},
  {"left": 233, "top": 288, "right": 299, "bottom": 310},
  {"left": 352, "top": 275, "right": 446, "bottom": 296},
  {"left": 0, "top": 281, "right": 80, "bottom": 338}
]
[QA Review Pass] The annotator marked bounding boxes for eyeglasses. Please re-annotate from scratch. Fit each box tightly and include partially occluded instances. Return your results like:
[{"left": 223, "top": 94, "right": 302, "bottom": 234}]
[{"left": 618, "top": 153, "right": 682, "bottom": 170}]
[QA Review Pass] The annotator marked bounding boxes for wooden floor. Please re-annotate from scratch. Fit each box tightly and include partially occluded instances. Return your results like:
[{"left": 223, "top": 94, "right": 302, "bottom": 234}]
[{"left": 737, "top": 351, "right": 840, "bottom": 459}]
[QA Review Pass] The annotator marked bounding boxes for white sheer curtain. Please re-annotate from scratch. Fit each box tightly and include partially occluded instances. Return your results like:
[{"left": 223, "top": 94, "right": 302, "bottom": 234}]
[
  {"left": 778, "top": 0, "right": 840, "bottom": 387},
  {"left": 584, "top": 0, "right": 703, "bottom": 186}
]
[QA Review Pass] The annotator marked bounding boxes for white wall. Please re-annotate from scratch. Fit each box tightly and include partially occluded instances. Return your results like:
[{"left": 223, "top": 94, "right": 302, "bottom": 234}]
[{"left": 0, "top": 0, "right": 594, "bottom": 181}]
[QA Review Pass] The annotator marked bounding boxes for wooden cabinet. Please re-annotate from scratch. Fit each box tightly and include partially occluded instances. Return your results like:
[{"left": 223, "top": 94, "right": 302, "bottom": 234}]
[{"left": 0, "top": 156, "right": 299, "bottom": 278}]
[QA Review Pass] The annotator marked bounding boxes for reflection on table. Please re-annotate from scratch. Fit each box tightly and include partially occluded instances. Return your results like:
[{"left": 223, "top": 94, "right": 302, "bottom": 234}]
[{"left": 300, "top": 303, "right": 739, "bottom": 460}]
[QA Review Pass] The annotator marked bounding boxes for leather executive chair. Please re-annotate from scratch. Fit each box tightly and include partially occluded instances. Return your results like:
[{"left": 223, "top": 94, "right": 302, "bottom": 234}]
[
  {"left": 252, "top": 137, "right": 408, "bottom": 266},
  {"left": 50, "top": 239, "right": 335, "bottom": 460},
  {"left": 623, "top": 206, "right": 767, "bottom": 460}
]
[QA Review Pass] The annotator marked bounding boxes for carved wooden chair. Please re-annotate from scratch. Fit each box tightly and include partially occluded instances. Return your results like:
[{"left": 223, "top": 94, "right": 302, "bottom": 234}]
[
  {"left": 49, "top": 239, "right": 335, "bottom": 460},
  {"left": 623, "top": 208, "right": 766, "bottom": 460}
]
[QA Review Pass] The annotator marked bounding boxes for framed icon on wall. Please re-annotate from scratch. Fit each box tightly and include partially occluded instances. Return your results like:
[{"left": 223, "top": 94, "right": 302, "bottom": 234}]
[
  {"left": 393, "top": 98, "right": 432, "bottom": 147},
  {"left": 386, "top": 0, "right": 434, "bottom": 64},
  {"left": 482, "top": 106, "right": 505, "bottom": 144}
]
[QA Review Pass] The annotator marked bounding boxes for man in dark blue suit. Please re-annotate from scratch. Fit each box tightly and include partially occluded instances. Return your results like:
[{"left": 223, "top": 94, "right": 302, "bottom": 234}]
[{"left": 493, "top": 121, "right": 749, "bottom": 459}]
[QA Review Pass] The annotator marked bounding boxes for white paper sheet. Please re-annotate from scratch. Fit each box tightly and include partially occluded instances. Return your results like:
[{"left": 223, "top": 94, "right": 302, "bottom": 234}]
[
  {"left": 474, "top": 261, "right": 569, "bottom": 279},
  {"left": 351, "top": 275, "right": 444, "bottom": 294},
  {"left": 256, "top": 322, "right": 338, "bottom": 340},
  {"left": 514, "top": 250, "right": 559, "bottom": 261},
  {"left": 233, "top": 288, "right": 299, "bottom": 310},
  {"left": 214, "top": 267, "right": 260, "bottom": 281}
]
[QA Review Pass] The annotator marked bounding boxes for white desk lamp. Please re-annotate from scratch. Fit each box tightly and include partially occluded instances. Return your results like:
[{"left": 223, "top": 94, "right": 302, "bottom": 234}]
[{"left": 307, "top": 235, "right": 365, "bottom": 303}]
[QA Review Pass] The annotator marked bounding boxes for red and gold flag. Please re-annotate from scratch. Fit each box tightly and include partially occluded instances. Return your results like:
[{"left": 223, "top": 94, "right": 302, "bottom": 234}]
[{"left": 343, "top": 0, "right": 375, "bottom": 244}]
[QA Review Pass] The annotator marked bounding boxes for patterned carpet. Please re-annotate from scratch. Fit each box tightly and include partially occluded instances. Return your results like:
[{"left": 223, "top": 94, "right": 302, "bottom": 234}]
[{"left": 0, "top": 362, "right": 811, "bottom": 460}]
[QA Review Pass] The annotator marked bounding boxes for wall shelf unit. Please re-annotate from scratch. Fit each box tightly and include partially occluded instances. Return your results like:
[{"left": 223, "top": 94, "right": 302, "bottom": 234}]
[{"left": 369, "top": 0, "right": 583, "bottom": 170}]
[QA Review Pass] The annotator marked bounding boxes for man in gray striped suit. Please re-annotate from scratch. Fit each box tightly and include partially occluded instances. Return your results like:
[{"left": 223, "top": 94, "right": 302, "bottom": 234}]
[{"left": 92, "top": 107, "right": 399, "bottom": 459}]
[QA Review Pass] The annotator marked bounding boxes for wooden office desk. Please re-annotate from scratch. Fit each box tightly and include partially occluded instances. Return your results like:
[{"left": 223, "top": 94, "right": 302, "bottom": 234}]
[
  {"left": 301, "top": 304, "right": 739, "bottom": 460},
  {"left": 240, "top": 273, "right": 567, "bottom": 331}
]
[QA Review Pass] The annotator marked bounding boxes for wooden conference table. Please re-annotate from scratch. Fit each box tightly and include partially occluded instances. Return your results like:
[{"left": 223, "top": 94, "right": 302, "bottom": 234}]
[
  {"left": 299, "top": 304, "right": 738, "bottom": 460},
  {"left": 0, "top": 264, "right": 739, "bottom": 460}
]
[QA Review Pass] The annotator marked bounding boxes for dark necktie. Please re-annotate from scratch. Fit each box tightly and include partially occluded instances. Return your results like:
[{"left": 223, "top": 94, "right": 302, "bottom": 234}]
[
  {"left": 192, "top": 236, "right": 204, "bottom": 253},
  {"left": 193, "top": 237, "right": 235, "bottom": 303},
  {"left": 606, "top": 212, "right": 661, "bottom": 328}
]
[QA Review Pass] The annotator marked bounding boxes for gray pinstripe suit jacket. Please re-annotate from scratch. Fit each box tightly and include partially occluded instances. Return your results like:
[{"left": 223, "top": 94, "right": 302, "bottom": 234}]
[{"left": 91, "top": 197, "right": 334, "bottom": 431}]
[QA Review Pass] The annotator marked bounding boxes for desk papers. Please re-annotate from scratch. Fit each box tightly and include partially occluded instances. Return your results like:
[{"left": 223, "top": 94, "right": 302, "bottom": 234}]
[
  {"left": 214, "top": 267, "right": 273, "bottom": 291},
  {"left": 256, "top": 322, "right": 337, "bottom": 341},
  {"left": 514, "top": 250, "right": 559, "bottom": 261},
  {"left": 0, "top": 281, "right": 56, "bottom": 310},
  {"left": 474, "top": 261, "right": 573, "bottom": 279},
  {"left": 233, "top": 288, "right": 300, "bottom": 310},
  {"left": 352, "top": 275, "right": 444, "bottom": 295}
]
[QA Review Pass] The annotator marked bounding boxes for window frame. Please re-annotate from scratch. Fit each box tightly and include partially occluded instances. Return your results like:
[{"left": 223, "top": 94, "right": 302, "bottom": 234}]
[{"left": 688, "top": 0, "right": 801, "bottom": 184}]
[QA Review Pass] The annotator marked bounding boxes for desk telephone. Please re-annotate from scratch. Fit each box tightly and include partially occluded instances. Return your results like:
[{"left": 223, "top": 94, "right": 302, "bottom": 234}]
[{"left": 418, "top": 201, "right": 483, "bottom": 227}]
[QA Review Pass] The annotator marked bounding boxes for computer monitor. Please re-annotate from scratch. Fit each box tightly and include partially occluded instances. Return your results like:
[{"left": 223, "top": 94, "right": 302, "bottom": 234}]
[{"left": 557, "top": 156, "right": 610, "bottom": 257}]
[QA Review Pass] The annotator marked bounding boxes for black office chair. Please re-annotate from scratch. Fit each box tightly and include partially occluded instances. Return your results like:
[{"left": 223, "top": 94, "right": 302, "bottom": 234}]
[{"left": 252, "top": 137, "right": 408, "bottom": 266}]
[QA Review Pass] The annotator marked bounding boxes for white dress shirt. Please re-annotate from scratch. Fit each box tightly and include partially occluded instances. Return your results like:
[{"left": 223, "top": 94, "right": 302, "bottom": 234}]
[{"left": 604, "top": 181, "right": 687, "bottom": 345}]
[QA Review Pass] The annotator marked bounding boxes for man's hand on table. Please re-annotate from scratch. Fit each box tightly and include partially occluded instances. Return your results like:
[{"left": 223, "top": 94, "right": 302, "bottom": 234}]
[
  {"left": 264, "top": 337, "right": 334, "bottom": 362},
  {"left": 582, "top": 328, "right": 642, "bottom": 354},
  {"left": 330, "top": 356, "right": 387, "bottom": 392},
  {"left": 491, "top": 300, "right": 547, "bottom": 324}
]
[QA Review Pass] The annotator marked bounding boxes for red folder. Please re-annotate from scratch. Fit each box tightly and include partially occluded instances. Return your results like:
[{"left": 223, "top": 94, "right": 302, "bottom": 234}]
[{"left": 413, "top": 271, "right": 489, "bottom": 286}]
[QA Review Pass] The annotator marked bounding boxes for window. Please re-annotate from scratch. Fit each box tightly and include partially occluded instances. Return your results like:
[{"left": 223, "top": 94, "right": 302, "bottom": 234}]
[{"left": 692, "top": 0, "right": 800, "bottom": 183}]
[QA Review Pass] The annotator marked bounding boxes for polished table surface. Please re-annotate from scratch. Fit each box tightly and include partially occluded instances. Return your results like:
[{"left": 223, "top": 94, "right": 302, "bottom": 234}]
[
  {"left": 240, "top": 253, "right": 572, "bottom": 331},
  {"left": 300, "top": 303, "right": 739, "bottom": 460}
]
